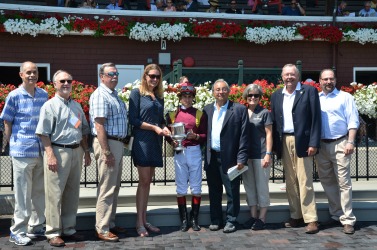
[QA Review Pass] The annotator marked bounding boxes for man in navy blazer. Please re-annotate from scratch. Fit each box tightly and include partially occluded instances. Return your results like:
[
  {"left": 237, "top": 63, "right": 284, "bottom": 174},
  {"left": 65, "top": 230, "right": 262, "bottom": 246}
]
[
  {"left": 203, "top": 79, "right": 248, "bottom": 233},
  {"left": 270, "top": 64, "right": 321, "bottom": 234}
]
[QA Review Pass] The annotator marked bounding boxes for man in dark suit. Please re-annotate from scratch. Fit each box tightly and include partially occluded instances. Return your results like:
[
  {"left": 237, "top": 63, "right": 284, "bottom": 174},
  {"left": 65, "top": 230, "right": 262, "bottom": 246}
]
[
  {"left": 203, "top": 79, "right": 248, "bottom": 233},
  {"left": 185, "top": 0, "right": 199, "bottom": 11},
  {"left": 270, "top": 64, "right": 321, "bottom": 234}
]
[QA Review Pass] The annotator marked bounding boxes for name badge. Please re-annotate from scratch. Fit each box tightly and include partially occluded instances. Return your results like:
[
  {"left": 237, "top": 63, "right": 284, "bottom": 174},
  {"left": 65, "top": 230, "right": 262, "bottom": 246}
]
[{"left": 69, "top": 112, "right": 81, "bottom": 129}]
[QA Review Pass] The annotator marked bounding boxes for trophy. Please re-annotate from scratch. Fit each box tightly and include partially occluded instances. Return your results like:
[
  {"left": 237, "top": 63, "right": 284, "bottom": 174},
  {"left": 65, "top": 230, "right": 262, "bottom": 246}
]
[{"left": 169, "top": 122, "right": 187, "bottom": 151}]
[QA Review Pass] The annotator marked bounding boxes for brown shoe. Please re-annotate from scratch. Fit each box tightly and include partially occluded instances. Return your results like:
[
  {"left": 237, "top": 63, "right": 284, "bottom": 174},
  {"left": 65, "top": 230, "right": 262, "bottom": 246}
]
[
  {"left": 62, "top": 233, "right": 85, "bottom": 242},
  {"left": 110, "top": 226, "right": 127, "bottom": 234},
  {"left": 305, "top": 221, "right": 319, "bottom": 234},
  {"left": 95, "top": 231, "right": 119, "bottom": 242},
  {"left": 284, "top": 218, "right": 305, "bottom": 228},
  {"left": 48, "top": 236, "right": 65, "bottom": 247},
  {"left": 343, "top": 224, "right": 355, "bottom": 234}
]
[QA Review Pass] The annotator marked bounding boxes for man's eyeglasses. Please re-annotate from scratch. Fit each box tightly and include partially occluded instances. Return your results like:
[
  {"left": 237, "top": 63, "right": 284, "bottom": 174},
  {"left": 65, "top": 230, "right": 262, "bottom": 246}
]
[
  {"left": 321, "top": 77, "right": 335, "bottom": 81},
  {"left": 247, "top": 94, "right": 260, "bottom": 98},
  {"left": 181, "top": 85, "right": 195, "bottom": 91},
  {"left": 105, "top": 72, "right": 119, "bottom": 77},
  {"left": 291, "top": 2, "right": 297, "bottom": 4},
  {"left": 59, "top": 80, "right": 73, "bottom": 84},
  {"left": 147, "top": 74, "right": 161, "bottom": 80}
]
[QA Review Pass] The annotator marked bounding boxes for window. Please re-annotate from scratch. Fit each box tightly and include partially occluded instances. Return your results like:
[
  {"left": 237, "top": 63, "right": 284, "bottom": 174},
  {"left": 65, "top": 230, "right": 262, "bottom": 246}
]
[
  {"left": 353, "top": 67, "right": 377, "bottom": 84},
  {"left": 0, "top": 62, "right": 50, "bottom": 85}
]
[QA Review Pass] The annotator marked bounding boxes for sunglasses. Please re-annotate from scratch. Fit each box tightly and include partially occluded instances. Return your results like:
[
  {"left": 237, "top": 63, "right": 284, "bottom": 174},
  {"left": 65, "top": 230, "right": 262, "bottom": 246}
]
[
  {"left": 247, "top": 94, "right": 260, "bottom": 98},
  {"left": 105, "top": 72, "right": 119, "bottom": 77},
  {"left": 59, "top": 80, "right": 73, "bottom": 84},
  {"left": 181, "top": 85, "right": 195, "bottom": 91},
  {"left": 147, "top": 74, "right": 161, "bottom": 80}
]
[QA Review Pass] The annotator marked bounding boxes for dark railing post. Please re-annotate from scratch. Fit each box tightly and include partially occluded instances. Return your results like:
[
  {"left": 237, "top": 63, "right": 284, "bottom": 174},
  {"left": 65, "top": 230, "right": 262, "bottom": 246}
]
[
  {"left": 296, "top": 60, "right": 302, "bottom": 79},
  {"left": 177, "top": 59, "right": 182, "bottom": 83},
  {"left": 238, "top": 60, "right": 244, "bottom": 85}
]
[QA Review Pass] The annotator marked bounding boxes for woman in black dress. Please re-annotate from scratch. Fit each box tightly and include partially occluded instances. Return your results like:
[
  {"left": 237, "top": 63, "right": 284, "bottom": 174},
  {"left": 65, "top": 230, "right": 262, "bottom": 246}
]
[{"left": 129, "top": 64, "right": 170, "bottom": 237}]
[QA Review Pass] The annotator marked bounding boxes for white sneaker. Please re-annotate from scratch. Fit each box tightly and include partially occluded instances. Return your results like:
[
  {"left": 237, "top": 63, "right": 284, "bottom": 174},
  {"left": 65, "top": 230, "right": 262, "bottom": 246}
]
[
  {"left": 9, "top": 232, "right": 32, "bottom": 246},
  {"left": 26, "top": 227, "right": 46, "bottom": 238}
]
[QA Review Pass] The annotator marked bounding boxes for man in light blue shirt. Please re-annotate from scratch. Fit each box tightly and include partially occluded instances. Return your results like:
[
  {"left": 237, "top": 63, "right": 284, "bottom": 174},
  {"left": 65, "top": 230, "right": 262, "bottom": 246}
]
[
  {"left": 0, "top": 61, "right": 48, "bottom": 246},
  {"left": 316, "top": 69, "right": 359, "bottom": 235},
  {"left": 359, "top": 1, "right": 376, "bottom": 16},
  {"left": 203, "top": 79, "right": 248, "bottom": 234}
]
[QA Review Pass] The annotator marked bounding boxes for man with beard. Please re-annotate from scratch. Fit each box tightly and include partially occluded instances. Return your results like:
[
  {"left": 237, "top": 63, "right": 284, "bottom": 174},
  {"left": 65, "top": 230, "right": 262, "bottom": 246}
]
[
  {"left": 36, "top": 70, "right": 91, "bottom": 247},
  {"left": 316, "top": 69, "right": 359, "bottom": 234}
]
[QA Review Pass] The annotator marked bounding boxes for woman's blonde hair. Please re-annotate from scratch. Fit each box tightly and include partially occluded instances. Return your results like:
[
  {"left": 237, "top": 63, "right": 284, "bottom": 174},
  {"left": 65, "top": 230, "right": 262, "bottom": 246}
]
[{"left": 139, "top": 64, "right": 164, "bottom": 99}]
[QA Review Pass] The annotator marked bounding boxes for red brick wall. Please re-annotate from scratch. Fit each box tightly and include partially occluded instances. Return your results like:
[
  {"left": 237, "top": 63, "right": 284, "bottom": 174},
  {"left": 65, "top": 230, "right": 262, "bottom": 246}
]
[{"left": 0, "top": 33, "right": 376, "bottom": 86}]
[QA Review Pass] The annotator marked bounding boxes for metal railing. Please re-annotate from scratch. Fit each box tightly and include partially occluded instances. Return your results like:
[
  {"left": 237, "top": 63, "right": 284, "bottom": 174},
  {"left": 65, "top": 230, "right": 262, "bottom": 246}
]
[{"left": 1, "top": 134, "right": 376, "bottom": 189}]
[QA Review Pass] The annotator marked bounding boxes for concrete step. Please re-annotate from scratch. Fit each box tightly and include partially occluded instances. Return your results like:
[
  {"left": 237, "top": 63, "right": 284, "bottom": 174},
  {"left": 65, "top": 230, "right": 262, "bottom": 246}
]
[
  {"left": 75, "top": 201, "right": 377, "bottom": 230},
  {"left": 2, "top": 181, "right": 377, "bottom": 230},
  {"left": 77, "top": 181, "right": 377, "bottom": 209}
]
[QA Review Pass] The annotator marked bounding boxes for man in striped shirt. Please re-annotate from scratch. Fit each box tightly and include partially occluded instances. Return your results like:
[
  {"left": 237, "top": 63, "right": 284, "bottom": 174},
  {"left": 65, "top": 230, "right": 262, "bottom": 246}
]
[{"left": 0, "top": 61, "right": 48, "bottom": 246}]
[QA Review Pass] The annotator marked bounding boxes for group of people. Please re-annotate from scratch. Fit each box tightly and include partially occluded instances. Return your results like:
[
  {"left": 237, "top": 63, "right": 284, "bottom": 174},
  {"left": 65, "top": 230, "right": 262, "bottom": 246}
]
[
  {"left": 337, "top": 1, "right": 377, "bottom": 17},
  {"left": 1, "top": 61, "right": 359, "bottom": 247}
]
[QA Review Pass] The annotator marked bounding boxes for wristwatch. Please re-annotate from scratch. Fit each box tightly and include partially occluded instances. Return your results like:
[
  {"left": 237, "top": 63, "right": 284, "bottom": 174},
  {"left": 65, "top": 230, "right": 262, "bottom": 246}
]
[{"left": 103, "top": 150, "right": 112, "bottom": 156}]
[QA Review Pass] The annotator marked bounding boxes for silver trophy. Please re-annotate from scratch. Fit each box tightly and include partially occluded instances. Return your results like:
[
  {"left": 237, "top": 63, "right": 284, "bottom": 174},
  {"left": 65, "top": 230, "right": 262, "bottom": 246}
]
[{"left": 169, "top": 122, "right": 187, "bottom": 151}]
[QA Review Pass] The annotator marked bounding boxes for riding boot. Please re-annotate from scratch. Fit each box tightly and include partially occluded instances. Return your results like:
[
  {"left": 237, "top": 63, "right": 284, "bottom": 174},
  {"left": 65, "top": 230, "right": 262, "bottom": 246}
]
[
  {"left": 177, "top": 196, "right": 189, "bottom": 232},
  {"left": 190, "top": 196, "right": 201, "bottom": 231}
]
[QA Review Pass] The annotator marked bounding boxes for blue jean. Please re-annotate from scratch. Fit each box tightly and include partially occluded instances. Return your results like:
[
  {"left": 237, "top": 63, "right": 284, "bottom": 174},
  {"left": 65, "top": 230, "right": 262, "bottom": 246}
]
[{"left": 206, "top": 152, "right": 240, "bottom": 225}]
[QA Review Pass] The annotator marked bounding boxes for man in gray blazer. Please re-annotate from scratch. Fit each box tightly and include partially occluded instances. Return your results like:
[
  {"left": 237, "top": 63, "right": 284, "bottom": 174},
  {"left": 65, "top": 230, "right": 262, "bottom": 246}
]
[{"left": 203, "top": 79, "right": 248, "bottom": 233}]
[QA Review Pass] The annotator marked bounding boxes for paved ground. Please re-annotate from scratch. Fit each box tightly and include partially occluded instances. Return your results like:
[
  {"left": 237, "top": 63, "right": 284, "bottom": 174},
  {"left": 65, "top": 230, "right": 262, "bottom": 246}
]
[{"left": 1, "top": 217, "right": 377, "bottom": 250}]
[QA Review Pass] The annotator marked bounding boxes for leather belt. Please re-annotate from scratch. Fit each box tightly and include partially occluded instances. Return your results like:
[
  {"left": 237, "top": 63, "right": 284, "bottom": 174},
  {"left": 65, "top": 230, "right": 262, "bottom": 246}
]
[
  {"left": 283, "top": 133, "right": 294, "bottom": 136},
  {"left": 107, "top": 135, "right": 126, "bottom": 142},
  {"left": 321, "top": 135, "right": 346, "bottom": 143},
  {"left": 211, "top": 149, "right": 221, "bottom": 154},
  {"left": 51, "top": 142, "right": 80, "bottom": 149},
  {"left": 94, "top": 135, "right": 126, "bottom": 143}
]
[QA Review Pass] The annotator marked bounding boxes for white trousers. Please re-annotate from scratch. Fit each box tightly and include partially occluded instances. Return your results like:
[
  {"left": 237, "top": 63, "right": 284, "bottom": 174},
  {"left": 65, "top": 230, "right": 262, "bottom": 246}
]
[
  {"left": 174, "top": 145, "right": 202, "bottom": 195},
  {"left": 10, "top": 156, "right": 45, "bottom": 235}
]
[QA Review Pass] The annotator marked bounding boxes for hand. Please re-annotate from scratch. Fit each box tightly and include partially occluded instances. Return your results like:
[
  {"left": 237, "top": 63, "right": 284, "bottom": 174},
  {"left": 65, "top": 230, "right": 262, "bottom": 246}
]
[
  {"left": 306, "top": 147, "right": 317, "bottom": 156},
  {"left": 186, "top": 132, "right": 197, "bottom": 140},
  {"left": 344, "top": 142, "right": 354, "bottom": 155},
  {"left": 101, "top": 152, "right": 115, "bottom": 167},
  {"left": 84, "top": 151, "right": 91, "bottom": 166},
  {"left": 262, "top": 155, "right": 271, "bottom": 168},
  {"left": 47, "top": 153, "right": 59, "bottom": 173},
  {"left": 162, "top": 126, "right": 171, "bottom": 136},
  {"left": 236, "top": 163, "right": 244, "bottom": 170}
]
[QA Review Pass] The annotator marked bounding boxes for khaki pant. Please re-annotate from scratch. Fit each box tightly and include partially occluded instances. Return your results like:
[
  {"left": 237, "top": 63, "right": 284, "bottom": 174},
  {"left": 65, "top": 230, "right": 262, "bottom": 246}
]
[
  {"left": 44, "top": 146, "right": 83, "bottom": 239},
  {"left": 242, "top": 158, "right": 271, "bottom": 208},
  {"left": 94, "top": 138, "right": 124, "bottom": 234},
  {"left": 11, "top": 156, "right": 45, "bottom": 235},
  {"left": 316, "top": 139, "right": 356, "bottom": 226},
  {"left": 282, "top": 135, "right": 318, "bottom": 223}
]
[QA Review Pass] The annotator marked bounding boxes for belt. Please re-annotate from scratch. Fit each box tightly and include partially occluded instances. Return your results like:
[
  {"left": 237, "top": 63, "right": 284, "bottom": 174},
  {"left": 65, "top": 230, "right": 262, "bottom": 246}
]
[
  {"left": 51, "top": 142, "right": 80, "bottom": 149},
  {"left": 107, "top": 135, "right": 126, "bottom": 142},
  {"left": 94, "top": 135, "right": 126, "bottom": 143},
  {"left": 211, "top": 149, "right": 221, "bottom": 154},
  {"left": 283, "top": 133, "right": 294, "bottom": 136},
  {"left": 321, "top": 135, "right": 347, "bottom": 143}
]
